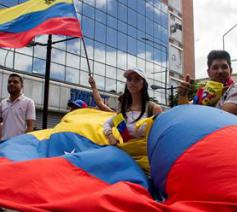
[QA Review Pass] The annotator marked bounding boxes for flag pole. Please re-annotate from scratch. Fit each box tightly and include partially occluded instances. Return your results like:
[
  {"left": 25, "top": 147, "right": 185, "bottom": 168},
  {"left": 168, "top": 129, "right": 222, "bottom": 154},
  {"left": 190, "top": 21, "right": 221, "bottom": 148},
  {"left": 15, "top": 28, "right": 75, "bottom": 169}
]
[
  {"left": 42, "top": 34, "right": 52, "bottom": 129},
  {"left": 81, "top": 37, "right": 92, "bottom": 76},
  {"left": 41, "top": 37, "right": 89, "bottom": 129}
]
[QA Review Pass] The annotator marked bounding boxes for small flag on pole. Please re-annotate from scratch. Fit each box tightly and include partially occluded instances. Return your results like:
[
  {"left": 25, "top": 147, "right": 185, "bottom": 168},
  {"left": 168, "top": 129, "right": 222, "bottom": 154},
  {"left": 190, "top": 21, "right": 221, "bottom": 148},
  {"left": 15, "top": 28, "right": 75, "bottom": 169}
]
[{"left": 113, "top": 113, "right": 131, "bottom": 143}]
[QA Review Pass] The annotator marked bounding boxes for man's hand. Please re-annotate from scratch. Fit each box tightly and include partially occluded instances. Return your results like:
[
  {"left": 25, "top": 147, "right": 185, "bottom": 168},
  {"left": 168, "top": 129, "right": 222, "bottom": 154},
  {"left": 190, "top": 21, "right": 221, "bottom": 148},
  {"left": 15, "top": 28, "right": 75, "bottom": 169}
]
[
  {"left": 177, "top": 75, "right": 193, "bottom": 105},
  {"left": 26, "top": 120, "right": 34, "bottom": 132},
  {"left": 178, "top": 75, "right": 191, "bottom": 96}
]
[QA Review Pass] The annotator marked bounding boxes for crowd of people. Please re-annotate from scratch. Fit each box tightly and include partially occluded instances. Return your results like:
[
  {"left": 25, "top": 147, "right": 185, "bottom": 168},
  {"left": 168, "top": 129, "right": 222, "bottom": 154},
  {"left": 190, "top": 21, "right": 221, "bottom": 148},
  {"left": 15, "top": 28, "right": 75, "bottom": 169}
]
[{"left": 0, "top": 49, "right": 237, "bottom": 144}]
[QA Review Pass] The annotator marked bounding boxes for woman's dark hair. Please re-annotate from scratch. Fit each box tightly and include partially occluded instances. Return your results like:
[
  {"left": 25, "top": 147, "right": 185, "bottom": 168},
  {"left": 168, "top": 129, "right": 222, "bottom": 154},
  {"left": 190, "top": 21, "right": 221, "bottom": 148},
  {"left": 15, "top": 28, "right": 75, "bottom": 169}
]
[
  {"left": 120, "top": 80, "right": 150, "bottom": 122},
  {"left": 207, "top": 50, "right": 231, "bottom": 68}
]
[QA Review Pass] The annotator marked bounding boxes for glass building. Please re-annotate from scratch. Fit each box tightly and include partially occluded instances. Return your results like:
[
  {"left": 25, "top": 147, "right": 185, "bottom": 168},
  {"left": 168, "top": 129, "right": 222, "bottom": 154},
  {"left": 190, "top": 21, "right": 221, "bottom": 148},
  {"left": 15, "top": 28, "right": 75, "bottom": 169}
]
[
  {"left": 0, "top": 0, "right": 170, "bottom": 126},
  {"left": 0, "top": 0, "right": 169, "bottom": 100}
]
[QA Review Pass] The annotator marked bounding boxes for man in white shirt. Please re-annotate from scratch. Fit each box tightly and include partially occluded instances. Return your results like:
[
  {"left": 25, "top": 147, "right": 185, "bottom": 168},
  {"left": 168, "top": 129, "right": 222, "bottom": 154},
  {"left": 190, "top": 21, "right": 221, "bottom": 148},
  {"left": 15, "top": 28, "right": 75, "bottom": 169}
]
[{"left": 0, "top": 73, "right": 36, "bottom": 140}]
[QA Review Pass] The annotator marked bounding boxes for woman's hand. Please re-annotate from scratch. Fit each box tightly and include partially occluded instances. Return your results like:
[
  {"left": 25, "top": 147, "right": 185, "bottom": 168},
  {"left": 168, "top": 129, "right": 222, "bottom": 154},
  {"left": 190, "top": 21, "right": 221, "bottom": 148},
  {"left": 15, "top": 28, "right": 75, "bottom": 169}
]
[
  {"left": 107, "top": 134, "right": 119, "bottom": 145},
  {"left": 88, "top": 76, "right": 96, "bottom": 89}
]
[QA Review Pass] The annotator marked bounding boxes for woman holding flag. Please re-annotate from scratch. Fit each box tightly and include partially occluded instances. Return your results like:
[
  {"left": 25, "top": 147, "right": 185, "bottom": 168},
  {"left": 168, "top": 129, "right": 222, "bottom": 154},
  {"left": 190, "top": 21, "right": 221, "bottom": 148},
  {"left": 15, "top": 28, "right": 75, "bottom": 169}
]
[
  {"left": 103, "top": 67, "right": 162, "bottom": 145},
  {"left": 103, "top": 68, "right": 162, "bottom": 174}
]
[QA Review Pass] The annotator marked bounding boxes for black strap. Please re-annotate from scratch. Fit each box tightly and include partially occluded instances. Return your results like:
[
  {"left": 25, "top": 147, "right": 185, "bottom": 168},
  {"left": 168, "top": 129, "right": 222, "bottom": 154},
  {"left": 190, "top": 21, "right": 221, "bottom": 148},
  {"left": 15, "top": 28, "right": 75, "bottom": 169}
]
[{"left": 147, "top": 102, "right": 154, "bottom": 117}]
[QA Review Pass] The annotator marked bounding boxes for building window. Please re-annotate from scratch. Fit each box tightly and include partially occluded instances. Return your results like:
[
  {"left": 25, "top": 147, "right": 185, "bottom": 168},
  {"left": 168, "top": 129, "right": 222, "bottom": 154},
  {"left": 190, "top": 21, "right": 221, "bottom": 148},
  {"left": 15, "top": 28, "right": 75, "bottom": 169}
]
[{"left": 0, "top": 0, "right": 170, "bottom": 104}]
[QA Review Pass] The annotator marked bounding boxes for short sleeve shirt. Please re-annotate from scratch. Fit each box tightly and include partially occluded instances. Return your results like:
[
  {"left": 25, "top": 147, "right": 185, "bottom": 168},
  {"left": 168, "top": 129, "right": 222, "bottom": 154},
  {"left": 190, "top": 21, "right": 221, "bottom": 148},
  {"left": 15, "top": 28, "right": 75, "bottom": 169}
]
[
  {"left": 126, "top": 111, "right": 148, "bottom": 138},
  {"left": 0, "top": 94, "right": 36, "bottom": 140},
  {"left": 216, "top": 83, "right": 237, "bottom": 109}
]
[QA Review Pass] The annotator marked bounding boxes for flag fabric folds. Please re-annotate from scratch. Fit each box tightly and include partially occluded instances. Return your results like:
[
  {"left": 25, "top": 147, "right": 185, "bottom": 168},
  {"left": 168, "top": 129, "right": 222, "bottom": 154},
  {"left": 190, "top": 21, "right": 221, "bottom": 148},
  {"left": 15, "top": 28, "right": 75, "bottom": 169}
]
[
  {"left": 149, "top": 105, "right": 237, "bottom": 211},
  {"left": 0, "top": 0, "right": 82, "bottom": 48},
  {"left": 0, "top": 109, "right": 154, "bottom": 211},
  {"left": 1, "top": 107, "right": 237, "bottom": 211}
]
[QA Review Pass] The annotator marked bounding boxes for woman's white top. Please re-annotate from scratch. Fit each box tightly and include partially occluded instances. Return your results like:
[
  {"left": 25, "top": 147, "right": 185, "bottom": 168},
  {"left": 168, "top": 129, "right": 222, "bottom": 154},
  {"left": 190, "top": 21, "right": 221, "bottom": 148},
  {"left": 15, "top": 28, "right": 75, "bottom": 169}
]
[{"left": 103, "top": 111, "right": 148, "bottom": 139}]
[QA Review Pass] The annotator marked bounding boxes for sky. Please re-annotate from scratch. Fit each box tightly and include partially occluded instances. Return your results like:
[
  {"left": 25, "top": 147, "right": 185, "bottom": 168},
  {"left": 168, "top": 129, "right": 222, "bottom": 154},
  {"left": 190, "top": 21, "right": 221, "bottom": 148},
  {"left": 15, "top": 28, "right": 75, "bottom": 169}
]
[{"left": 193, "top": 0, "right": 237, "bottom": 79}]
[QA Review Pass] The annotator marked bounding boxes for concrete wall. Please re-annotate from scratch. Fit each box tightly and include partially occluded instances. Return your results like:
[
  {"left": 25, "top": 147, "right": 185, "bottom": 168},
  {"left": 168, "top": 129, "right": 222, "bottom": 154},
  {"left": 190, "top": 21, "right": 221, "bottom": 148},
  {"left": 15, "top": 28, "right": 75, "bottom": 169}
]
[
  {"left": 168, "top": 0, "right": 182, "bottom": 13},
  {"left": 0, "top": 68, "right": 119, "bottom": 128},
  {"left": 0, "top": 68, "right": 71, "bottom": 112},
  {"left": 182, "top": 0, "right": 195, "bottom": 79},
  {"left": 0, "top": 68, "right": 118, "bottom": 112}
]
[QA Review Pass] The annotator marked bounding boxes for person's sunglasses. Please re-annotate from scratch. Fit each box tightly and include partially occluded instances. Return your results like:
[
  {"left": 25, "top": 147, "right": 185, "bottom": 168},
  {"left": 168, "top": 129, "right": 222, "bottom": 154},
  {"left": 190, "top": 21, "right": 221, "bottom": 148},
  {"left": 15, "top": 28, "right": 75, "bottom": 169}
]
[{"left": 211, "top": 64, "right": 229, "bottom": 70}]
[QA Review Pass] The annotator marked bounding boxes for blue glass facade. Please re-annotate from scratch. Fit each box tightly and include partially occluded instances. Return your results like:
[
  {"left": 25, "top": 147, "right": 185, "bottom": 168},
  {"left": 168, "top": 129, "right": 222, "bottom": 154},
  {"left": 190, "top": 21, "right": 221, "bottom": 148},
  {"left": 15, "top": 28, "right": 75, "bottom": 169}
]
[{"left": 0, "top": 0, "right": 169, "bottom": 105}]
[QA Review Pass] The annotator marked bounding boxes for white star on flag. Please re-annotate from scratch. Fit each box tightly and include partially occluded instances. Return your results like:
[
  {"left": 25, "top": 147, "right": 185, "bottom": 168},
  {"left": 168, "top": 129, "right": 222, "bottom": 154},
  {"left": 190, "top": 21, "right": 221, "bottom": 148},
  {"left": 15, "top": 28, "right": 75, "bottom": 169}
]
[{"left": 64, "top": 148, "right": 76, "bottom": 155}]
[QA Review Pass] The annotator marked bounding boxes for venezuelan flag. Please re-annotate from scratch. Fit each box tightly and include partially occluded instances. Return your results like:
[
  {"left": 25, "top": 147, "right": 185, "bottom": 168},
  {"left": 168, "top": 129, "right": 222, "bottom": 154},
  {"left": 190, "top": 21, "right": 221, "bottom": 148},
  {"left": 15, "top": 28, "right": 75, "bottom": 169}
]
[
  {"left": 2, "top": 107, "right": 237, "bottom": 211},
  {"left": 0, "top": 0, "right": 82, "bottom": 48},
  {"left": 0, "top": 109, "right": 157, "bottom": 211},
  {"left": 113, "top": 113, "right": 131, "bottom": 142}
]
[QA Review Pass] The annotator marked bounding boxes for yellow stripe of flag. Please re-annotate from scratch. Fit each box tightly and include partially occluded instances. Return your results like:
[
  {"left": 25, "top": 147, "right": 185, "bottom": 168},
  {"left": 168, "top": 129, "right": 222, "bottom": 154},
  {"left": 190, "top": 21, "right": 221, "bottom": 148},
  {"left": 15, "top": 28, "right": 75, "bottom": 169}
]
[
  {"left": 29, "top": 109, "right": 114, "bottom": 145},
  {"left": 0, "top": 0, "right": 73, "bottom": 25},
  {"left": 112, "top": 113, "right": 125, "bottom": 127}
]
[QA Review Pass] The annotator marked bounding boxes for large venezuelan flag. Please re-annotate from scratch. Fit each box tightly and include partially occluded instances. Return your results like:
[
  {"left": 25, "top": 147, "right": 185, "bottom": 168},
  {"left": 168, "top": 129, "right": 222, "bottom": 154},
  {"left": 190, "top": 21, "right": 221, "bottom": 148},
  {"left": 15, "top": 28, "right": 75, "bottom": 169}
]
[
  {"left": 0, "top": 0, "right": 82, "bottom": 48},
  {"left": 1, "top": 107, "right": 237, "bottom": 211},
  {"left": 0, "top": 109, "right": 158, "bottom": 211}
]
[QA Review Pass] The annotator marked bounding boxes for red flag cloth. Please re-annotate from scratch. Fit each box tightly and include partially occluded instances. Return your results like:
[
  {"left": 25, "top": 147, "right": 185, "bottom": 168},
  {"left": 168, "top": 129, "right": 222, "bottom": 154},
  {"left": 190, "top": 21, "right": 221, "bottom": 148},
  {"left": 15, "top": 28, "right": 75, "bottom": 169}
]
[
  {"left": 1, "top": 100, "right": 237, "bottom": 211},
  {"left": 1, "top": 156, "right": 236, "bottom": 211},
  {"left": 0, "top": 157, "right": 159, "bottom": 212}
]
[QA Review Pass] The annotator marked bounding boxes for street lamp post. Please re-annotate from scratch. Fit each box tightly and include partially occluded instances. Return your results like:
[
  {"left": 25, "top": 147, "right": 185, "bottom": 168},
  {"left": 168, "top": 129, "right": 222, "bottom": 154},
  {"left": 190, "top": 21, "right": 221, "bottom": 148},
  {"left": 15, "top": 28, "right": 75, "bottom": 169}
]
[
  {"left": 151, "top": 84, "right": 176, "bottom": 107},
  {"left": 3, "top": 48, "right": 12, "bottom": 67},
  {"left": 141, "top": 37, "right": 169, "bottom": 105},
  {"left": 222, "top": 23, "right": 237, "bottom": 50},
  {"left": 28, "top": 36, "right": 80, "bottom": 129}
]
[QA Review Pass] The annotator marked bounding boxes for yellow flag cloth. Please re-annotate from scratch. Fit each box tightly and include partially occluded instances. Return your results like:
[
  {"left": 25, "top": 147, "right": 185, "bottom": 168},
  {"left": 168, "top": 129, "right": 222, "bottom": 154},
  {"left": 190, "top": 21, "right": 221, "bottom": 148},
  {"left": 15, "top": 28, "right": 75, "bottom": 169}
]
[{"left": 30, "top": 108, "right": 154, "bottom": 175}]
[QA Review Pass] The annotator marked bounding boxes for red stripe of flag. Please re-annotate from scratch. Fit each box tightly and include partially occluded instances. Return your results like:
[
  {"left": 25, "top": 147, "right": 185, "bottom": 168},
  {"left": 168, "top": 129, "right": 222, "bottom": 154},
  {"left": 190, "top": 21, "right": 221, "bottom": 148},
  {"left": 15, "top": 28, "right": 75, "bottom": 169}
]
[
  {"left": 0, "top": 17, "right": 82, "bottom": 48},
  {"left": 0, "top": 157, "right": 161, "bottom": 211},
  {"left": 0, "top": 157, "right": 236, "bottom": 211}
]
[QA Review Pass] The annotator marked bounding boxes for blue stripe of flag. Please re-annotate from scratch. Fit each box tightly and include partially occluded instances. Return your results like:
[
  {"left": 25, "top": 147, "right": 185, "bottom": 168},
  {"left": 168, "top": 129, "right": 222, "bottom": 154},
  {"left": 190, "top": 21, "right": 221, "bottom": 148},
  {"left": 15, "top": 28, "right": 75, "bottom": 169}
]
[
  {"left": 0, "top": 132, "right": 149, "bottom": 189},
  {"left": 66, "top": 146, "right": 148, "bottom": 188},
  {"left": 117, "top": 121, "right": 127, "bottom": 133},
  {"left": 148, "top": 105, "right": 237, "bottom": 198},
  {"left": 0, "top": 3, "right": 76, "bottom": 33}
]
